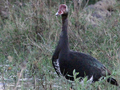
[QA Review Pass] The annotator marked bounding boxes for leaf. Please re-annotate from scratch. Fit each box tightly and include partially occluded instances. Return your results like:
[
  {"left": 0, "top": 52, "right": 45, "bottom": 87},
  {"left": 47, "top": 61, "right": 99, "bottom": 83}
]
[
  {"left": 7, "top": 56, "right": 13, "bottom": 62},
  {"left": 8, "top": 67, "right": 12, "bottom": 70}
]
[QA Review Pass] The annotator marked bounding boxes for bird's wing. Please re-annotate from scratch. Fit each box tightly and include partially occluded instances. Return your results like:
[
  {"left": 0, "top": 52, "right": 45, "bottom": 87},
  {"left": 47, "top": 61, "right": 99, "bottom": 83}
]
[
  {"left": 52, "top": 43, "right": 61, "bottom": 76},
  {"left": 70, "top": 51, "right": 111, "bottom": 76},
  {"left": 88, "top": 55, "right": 111, "bottom": 76}
]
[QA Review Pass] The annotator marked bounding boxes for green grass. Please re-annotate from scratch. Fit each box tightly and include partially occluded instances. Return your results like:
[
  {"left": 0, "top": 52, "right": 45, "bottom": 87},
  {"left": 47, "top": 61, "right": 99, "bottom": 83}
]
[{"left": 0, "top": 0, "right": 120, "bottom": 90}]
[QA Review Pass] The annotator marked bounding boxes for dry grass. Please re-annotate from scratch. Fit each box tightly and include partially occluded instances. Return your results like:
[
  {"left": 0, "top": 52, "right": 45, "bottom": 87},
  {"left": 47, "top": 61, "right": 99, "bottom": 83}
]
[{"left": 0, "top": 0, "right": 120, "bottom": 90}]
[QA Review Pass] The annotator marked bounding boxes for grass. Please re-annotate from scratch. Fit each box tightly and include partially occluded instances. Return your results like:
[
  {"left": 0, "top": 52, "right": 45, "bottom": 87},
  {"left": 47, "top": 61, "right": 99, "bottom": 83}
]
[{"left": 0, "top": 0, "right": 120, "bottom": 90}]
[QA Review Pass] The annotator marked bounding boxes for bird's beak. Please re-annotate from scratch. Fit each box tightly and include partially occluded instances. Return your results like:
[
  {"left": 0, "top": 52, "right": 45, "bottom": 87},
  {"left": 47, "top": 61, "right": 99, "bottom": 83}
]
[
  {"left": 55, "top": 12, "right": 59, "bottom": 16},
  {"left": 55, "top": 11, "right": 63, "bottom": 16}
]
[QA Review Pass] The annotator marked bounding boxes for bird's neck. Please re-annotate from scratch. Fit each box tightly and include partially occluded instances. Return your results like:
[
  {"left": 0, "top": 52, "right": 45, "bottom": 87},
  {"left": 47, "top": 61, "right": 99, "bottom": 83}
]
[{"left": 59, "top": 14, "right": 69, "bottom": 53}]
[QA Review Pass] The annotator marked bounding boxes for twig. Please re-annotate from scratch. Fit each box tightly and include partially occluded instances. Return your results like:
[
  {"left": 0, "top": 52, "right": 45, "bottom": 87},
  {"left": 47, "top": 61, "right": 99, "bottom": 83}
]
[{"left": 13, "top": 62, "right": 26, "bottom": 90}]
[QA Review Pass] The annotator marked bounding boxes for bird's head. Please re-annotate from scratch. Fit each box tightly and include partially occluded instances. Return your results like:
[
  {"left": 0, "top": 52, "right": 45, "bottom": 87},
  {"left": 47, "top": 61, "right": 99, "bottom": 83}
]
[{"left": 55, "top": 4, "right": 68, "bottom": 16}]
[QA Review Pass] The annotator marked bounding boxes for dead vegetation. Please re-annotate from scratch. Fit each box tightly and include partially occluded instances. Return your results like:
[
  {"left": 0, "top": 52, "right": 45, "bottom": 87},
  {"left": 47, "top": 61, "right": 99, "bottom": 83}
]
[{"left": 0, "top": 0, "right": 120, "bottom": 89}]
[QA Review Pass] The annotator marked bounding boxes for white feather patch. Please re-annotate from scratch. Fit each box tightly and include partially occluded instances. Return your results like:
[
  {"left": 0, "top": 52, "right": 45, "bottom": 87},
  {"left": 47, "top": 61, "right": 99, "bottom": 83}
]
[{"left": 53, "top": 59, "right": 62, "bottom": 75}]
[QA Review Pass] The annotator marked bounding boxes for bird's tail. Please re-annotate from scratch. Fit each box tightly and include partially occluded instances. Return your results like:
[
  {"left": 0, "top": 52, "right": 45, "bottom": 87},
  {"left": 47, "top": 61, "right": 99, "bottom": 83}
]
[{"left": 107, "top": 77, "right": 119, "bottom": 86}]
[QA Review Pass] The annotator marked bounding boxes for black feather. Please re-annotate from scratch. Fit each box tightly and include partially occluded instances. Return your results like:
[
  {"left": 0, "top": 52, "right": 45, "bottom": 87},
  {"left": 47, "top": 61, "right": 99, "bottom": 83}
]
[{"left": 52, "top": 4, "right": 119, "bottom": 86}]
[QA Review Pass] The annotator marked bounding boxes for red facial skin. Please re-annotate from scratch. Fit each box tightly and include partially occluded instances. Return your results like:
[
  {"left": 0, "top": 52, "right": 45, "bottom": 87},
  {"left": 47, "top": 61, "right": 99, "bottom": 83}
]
[{"left": 56, "top": 4, "right": 67, "bottom": 15}]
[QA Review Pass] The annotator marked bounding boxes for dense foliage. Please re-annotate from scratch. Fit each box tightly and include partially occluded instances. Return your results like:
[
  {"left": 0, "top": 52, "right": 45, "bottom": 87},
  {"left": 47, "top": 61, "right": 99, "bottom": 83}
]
[{"left": 0, "top": 0, "right": 120, "bottom": 89}]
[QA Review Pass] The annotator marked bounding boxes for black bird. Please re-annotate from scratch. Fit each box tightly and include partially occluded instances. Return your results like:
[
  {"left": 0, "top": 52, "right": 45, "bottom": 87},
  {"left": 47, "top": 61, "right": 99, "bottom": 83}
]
[{"left": 52, "top": 4, "right": 118, "bottom": 86}]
